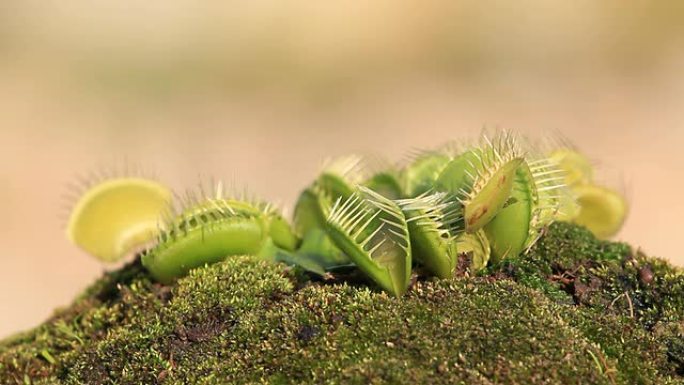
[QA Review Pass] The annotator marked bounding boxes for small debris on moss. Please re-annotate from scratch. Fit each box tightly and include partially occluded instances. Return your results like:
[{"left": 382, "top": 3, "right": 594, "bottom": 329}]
[{"left": 0, "top": 223, "right": 682, "bottom": 384}]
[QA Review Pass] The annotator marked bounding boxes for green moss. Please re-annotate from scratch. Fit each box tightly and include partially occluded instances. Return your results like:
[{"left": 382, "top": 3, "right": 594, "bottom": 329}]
[{"left": 1, "top": 223, "right": 682, "bottom": 384}]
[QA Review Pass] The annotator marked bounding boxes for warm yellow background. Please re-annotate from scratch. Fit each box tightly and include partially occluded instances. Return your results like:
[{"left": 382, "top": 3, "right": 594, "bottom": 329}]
[{"left": 2, "top": 1, "right": 683, "bottom": 337}]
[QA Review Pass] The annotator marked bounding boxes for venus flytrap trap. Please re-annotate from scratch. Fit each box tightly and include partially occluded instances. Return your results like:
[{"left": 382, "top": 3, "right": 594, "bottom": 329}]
[
  {"left": 525, "top": 157, "right": 573, "bottom": 244},
  {"left": 292, "top": 155, "right": 369, "bottom": 270},
  {"left": 314, "top": 154, "right": 368, "bottom": 202},
  {"left": 546, "top": 147, "right": 628, "bottom": 239},
  {"left": 364, "top": 169, "right": 403, "bottom": 200},
  {"left": 434, "top": 133, "right": 523, "bottom": 233},
  {"left": 400, "top": 141, "right": 467, "bottom": 198},
  {"left": 325, "top": 186, "right": 412, "bottom": 297},
  {"left": 461, "top": 135, "right": 524, "bottom": 233},
  {"left": 482, "top": 157, "right": 566, "bottom": 262},
  {"left": 549, "top": 148, "right": 594, "bottom": 187},
  {"left": 175, "top": 185, "right": 299, "bottom": 252},
  {"left": 433, "top": 150, "right": 481, "bottom": 198},
  {"left": 571, "top": 184, "right": 628, "bottom": 239},
  {"left": 462, "top": 157, "right": 522, "bottom": 232},
  {"left": 290, "top": 190, "right": 350, "bottom": 273},
  {"left": 292, "top": 188, "right": 329, "bottom": 237},
  {"left": 142, "top": 212, "right": 267, "bottom": 284},
  {"left": 66, "top": 176, "right": 173, "bottom": 262},
  {"left": 401, "top": 150, "right": 453, "bottom": 198},
  {"left": 397, "top": 192, "right": 461, "bottom": 278},
  {"left": 483, "top": 162, "right": 536, "bottom": 262},
  {"left": 292, "top": 154, "right": 367, "bottom": 244},
  {"left": 294, "top": 155, "right": 370, "bottom": 235},
  {"left": 141, "top": 184, "right": 298, "bottom": 284},
  {"left": 64, "top": 130, "right": 629, "bottom": 297}
]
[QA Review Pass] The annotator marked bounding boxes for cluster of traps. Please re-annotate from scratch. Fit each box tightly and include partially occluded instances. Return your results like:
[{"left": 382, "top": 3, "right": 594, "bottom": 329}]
[{"left": 66, "top": 132, "right": 628, "bottom": 297}]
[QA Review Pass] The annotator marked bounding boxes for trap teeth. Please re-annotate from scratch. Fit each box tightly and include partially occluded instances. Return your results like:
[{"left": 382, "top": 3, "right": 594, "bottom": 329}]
[
  {"left": 326, "top": 186, "right": 412, "bottom": 297},
  {"left": 399, "top": 193, "right": 460, "bottom": 278},
  {"left": 64, "top": 131, "right": 630, "bottom": 296},
  {"left": 463, "top": 158, "right": 523, "bottom": 233}
]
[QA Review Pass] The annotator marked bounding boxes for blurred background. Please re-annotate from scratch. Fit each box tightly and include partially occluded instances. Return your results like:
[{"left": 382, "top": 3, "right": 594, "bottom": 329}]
[{"left": 2, "top": 1, "right": 684, "bottom": 337}]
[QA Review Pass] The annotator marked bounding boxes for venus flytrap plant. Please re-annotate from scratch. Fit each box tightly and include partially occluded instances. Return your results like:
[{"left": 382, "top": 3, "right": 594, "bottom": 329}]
[
  {"left": 433, "top": 150, "right": 481, "bottom": 195},
  {"left": 64, "top": 131, "right": 630, "bottom": 297},
  {"left": 325, "top": 186, "right": 412, "bottom": 297}
]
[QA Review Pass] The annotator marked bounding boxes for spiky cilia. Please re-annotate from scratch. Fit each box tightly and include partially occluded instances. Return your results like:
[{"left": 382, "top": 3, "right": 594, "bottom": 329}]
[
  {"left": 397, "top": 192, "right": 461, "bottom": 278},
  {"left": 483, "top": 155, "right": 567, "bottom": 262},
  {"left": 291, "top": 155, "right": 370, "bottom": 270},
  {"left": 66, "top": 176, "right": 173, "bottom": 263},
  {"left": 326, "top": 186, "right": 412, "bottom": 297},
  {"left": 141, "top": 186, "right": 297, "bottom": 284},
  {"left": 67, "top": 131, "right": 627, "bottom": 296},
  {"left": 434, "top": 133, "right": 524, "bottom": 233}
]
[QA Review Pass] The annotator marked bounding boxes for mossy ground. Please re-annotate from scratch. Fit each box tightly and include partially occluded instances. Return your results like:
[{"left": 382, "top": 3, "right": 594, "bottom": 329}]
[{"left": 0, "top": 223, "right": 682, "bottom": 384}]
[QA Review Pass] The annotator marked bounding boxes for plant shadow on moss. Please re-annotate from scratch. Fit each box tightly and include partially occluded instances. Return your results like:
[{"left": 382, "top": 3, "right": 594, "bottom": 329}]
[{"left": 0, "top": 222, "right": 682, "bottom": 384}]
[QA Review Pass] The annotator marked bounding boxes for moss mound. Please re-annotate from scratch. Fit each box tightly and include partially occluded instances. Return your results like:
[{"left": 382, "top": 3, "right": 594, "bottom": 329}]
[{"left": 1, "top": 223, "right": 682, "bottom": 384}]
